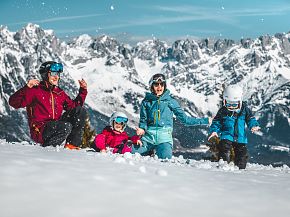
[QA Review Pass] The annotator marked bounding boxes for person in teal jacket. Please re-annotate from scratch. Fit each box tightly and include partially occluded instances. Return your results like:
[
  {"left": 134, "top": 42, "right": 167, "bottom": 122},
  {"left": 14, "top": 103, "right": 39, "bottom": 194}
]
[{"left": 132, "top": 73, "right": 211, "bottom": 159}]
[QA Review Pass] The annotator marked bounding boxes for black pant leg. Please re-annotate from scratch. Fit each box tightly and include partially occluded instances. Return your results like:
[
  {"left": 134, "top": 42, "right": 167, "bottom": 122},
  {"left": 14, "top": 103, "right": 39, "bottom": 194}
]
[
  {"left": 217, "top": 139, "right": 233, "bottom": 163},
  {"left": 61, "top": 106, "right": 87, "bottom": 147},
  {"left": 42, "top": 121, "right": 72, "bottom": 147},
  {"left": 233, "top": 143, "right": 248, "bottom": 169}
]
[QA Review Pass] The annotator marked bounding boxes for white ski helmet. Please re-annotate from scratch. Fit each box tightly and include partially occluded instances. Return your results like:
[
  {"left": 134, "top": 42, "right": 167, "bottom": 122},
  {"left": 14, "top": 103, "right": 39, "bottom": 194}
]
[
  {"left": 223, "top": 85, "right": 243, "bottom": 111},
  {"left": 109, "top": 111, "right": 128, "bottom": 129}
]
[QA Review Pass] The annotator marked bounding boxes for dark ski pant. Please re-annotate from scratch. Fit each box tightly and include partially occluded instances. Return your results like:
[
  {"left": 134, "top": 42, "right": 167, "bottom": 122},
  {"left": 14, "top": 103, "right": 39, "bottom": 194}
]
[
  {"left": 42, "top": 106, "right": 87, "bottom": 147},
  {"left": 218, "top": 139, "right": 248, "bottom": 169}
]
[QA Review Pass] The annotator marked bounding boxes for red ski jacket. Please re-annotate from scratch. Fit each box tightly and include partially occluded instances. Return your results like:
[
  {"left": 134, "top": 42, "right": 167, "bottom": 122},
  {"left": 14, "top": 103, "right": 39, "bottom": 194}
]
[
  {"left": 9, "top": 81, "right": 87, "bottom": 144},
  {"left": 94, "top": 126, "right": 140, "bottom": 154}
]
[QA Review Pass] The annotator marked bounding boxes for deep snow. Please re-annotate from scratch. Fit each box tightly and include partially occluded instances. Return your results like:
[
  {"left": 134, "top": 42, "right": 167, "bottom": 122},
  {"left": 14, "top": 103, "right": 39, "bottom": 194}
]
[{"left": 1, "top": 140, "right": 290, "bottom": 217}]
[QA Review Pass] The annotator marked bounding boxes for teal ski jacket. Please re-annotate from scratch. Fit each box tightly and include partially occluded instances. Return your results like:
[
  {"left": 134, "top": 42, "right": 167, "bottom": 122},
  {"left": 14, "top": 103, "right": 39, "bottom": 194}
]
[{"left": 139, "top": 89, "right": 209, "bottom": 145}]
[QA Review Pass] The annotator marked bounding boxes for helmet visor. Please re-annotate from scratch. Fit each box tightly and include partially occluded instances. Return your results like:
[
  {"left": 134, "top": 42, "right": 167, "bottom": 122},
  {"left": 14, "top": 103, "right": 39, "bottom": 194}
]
[{"left": 115, "top": 116, "right": 128, "bottom": 125}]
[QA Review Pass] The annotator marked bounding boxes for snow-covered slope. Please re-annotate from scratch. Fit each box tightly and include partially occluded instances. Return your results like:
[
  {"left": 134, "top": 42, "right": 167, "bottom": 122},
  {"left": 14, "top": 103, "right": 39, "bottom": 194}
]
[
  {"left": 0, "top": 140, "right": 290, "bottom": 217},
  {"left": 0, "top": 24, "right": 290, "bottom": 165}
]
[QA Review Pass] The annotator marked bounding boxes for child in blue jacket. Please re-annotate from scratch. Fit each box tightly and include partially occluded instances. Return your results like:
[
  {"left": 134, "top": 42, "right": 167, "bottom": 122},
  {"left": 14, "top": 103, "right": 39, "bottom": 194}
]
[
  {"left": 132, "top": 73, "right": 210, "bottom": 159},
  {"left": 208, "top": 85, "right": 260, "bottom": 169}
]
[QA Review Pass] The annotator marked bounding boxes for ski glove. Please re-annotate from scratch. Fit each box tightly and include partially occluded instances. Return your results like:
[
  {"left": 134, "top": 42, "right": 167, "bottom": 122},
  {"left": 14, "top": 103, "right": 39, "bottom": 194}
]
[{"left": 208, "top": 132, "right": 218, "bottom": 141}]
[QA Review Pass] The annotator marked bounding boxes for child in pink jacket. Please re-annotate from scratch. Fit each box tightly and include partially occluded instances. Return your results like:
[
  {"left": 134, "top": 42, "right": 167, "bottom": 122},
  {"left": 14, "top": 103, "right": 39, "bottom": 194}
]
[{"left": 92, "top": 111, "right": 141, "bottom": 154}]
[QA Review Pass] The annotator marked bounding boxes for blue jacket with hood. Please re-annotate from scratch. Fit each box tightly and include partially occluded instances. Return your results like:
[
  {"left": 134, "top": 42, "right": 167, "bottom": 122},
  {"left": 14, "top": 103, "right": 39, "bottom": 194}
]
[{"left": 209, "top": 102, "right": 259, "bottom": 144}]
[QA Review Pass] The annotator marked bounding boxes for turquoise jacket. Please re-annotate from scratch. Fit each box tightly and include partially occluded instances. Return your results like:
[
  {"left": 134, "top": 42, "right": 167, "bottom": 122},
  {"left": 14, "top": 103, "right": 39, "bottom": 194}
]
[{"left": 139, "top": 89, "right": 209, "bottom": 145}]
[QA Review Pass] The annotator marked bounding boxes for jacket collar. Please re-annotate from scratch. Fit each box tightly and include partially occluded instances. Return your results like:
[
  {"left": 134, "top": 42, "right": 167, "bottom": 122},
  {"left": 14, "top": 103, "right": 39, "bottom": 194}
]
[
  {"left": 145, "top": 89, "right": 171, "bottom": 101},
  {"left": 39, "top": 81, "right": 63, "bottom": 94}
]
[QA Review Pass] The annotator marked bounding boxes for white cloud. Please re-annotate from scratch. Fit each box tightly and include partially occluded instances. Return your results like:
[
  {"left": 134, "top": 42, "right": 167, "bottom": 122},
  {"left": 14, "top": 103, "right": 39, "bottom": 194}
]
[
  {"left": 6, "top": 13, "right": 105, "bottom": 26},
  {"left": 155, "top": 4, "right": 290, "bottom": 18}
]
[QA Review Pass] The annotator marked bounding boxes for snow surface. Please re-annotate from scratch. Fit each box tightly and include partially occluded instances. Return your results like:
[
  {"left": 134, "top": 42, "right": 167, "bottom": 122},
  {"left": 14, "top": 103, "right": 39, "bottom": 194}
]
[{"left": 1, "top": 140, "right": 290, "bottom": 217}]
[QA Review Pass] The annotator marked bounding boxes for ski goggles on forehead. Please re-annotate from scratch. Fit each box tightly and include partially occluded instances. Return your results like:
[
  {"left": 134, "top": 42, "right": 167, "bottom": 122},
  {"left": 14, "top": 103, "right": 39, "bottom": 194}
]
[
  {"left": 49, "top": 63, "right": 63, "bottom": 73},
  {"left": 114, "top": 116, "right": 128, "bottom": 124},
  {"left": 152, "top": 76, "right": 166, "bottom": 83}
]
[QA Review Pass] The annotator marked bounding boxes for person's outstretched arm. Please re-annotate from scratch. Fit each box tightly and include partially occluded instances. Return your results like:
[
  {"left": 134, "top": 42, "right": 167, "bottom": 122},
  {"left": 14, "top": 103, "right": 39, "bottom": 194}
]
[
  {"left": 169, "top": 98, "right": 209, "bottom": 126},
  {"left": 245, "top": 106, "right": 260, "bottom": 132}
]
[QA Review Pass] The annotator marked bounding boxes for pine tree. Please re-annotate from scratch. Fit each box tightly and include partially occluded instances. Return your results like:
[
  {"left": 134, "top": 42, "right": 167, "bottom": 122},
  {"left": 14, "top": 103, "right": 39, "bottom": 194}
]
[{"left": 81, "top": 114, "right": 96, "bottom": 148}]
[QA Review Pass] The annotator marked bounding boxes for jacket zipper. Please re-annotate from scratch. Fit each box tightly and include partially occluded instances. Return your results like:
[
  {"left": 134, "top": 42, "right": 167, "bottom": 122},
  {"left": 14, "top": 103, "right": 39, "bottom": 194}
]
[
  {"left": 30, "top": 107, "right": 33, "bottom": 117},
  {"left": 50, "top": 91, "right": 55, "bottom": 119},
  {"left": 45, "top": 81, "right": 55, "bottom": 120},
  {"left": 155, "top": 98, "right": 161, "bottom": 144}
]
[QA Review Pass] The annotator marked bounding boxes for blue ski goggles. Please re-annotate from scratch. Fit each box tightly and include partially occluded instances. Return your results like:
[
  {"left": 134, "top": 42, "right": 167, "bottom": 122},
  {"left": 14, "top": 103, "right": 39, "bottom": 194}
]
[
  {"left": 225, "top": 101, "right": 239, "bottom": 109},
  {"left": 49, "top": 63, "right": 63, "bottom": 75},
  {"left": 114, "top": 116, "right": 128, "bottom": 125}
]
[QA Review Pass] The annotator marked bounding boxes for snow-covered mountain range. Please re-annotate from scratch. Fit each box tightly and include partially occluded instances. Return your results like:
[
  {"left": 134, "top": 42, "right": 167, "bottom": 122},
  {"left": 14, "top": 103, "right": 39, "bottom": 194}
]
[{"left": 0, "top": 23, "right": 289, "bottom": 165}]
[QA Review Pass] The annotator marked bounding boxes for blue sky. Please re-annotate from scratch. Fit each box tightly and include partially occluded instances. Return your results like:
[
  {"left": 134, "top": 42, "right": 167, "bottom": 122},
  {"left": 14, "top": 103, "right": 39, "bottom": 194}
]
[{"left": 1, "top": 0, "right": 290, "bottom": 44}]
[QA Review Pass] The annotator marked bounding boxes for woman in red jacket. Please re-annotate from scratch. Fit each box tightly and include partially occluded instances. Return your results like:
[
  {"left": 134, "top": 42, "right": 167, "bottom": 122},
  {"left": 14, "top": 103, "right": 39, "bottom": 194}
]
[
  {"left": 93, "top": 112, "right": 141, "bottom": 154},
  {"left": 9, "top": 61, "right": 88, "bottom": 149}
]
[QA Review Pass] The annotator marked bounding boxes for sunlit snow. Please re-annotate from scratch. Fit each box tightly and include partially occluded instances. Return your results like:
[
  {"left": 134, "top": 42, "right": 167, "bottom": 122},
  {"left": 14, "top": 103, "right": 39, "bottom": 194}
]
[{"left": 1, "top": 140, "right": 290, "bottom": 217}]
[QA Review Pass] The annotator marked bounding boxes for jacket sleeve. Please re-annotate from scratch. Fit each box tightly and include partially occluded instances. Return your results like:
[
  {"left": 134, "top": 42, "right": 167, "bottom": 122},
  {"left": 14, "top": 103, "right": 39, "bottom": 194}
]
[
  {"left": 94, "top": 128, "right": 108, "bottom": 150},
  {"left": 9, "top": 85, "right": 34, "bottom": 109},
  {"left": 169, "top": 98, "right": 209, "bottom": 126},
  {"left": 63, "top": 87, "right": 87, "bottom": 110},
  {"left": 129, "top": 135, "right": 141, "bottom": 144},
  {"left": 245, "top": 106, "right": 259, "bottom": 129},
  {"left": 139, "top": 100, "right": 148, "bottom": 130},
  {"left": 209, "top": 108, "right": 223, "bottom": 134}
]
